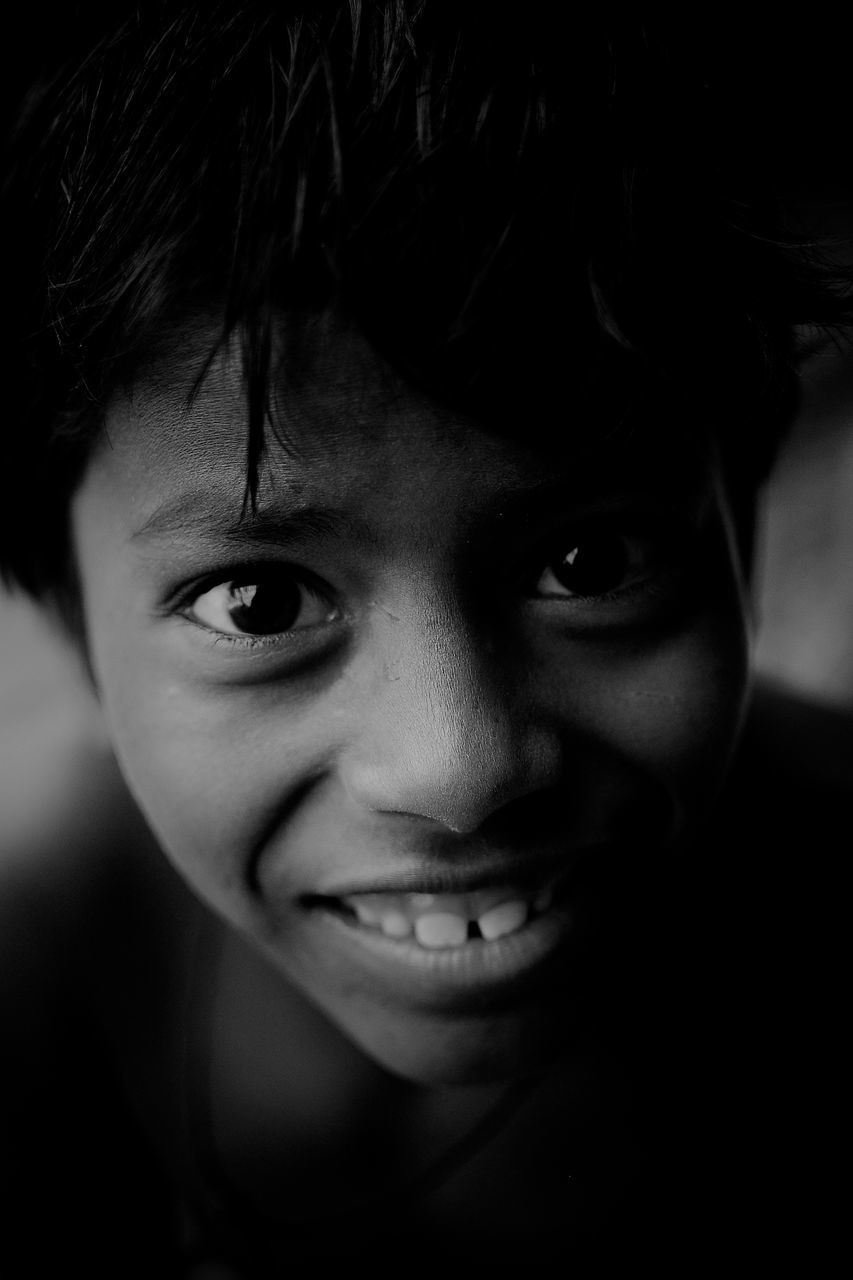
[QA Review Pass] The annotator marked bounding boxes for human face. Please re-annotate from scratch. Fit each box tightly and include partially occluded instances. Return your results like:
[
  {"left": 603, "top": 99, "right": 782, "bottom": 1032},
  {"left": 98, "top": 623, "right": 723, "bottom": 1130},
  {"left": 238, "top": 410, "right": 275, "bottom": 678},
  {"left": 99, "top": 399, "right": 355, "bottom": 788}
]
[{"left": 71, "top": 315, "right": 751, "bottom": 1085}]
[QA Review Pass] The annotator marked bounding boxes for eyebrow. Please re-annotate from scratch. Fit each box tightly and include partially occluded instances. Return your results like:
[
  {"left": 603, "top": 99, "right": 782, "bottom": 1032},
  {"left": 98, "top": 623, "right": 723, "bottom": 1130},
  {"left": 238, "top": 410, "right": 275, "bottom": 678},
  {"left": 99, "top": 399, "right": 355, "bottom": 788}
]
[
  {"left": 129, "top": 465, "right": 709, "bottom": 552},
  {"left": 131, "top": 489, "right": 374, "bottom": 548},
  {"left": 483, "top": 475, "right": 698, "bottom": 524},
  {"left": 129, "top": 479, "right": 586, "bottom": 557}
]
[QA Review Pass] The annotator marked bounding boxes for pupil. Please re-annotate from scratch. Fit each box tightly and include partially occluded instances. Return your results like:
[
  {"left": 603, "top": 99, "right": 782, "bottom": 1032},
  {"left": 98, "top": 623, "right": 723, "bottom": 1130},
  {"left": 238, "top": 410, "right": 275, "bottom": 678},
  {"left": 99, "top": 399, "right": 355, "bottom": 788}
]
[
  {"left": 552, "top": 533, "right": 629, "bottom": 596},
  {"left": 229, "top": 581, "right": 300, "bottom": 634}
]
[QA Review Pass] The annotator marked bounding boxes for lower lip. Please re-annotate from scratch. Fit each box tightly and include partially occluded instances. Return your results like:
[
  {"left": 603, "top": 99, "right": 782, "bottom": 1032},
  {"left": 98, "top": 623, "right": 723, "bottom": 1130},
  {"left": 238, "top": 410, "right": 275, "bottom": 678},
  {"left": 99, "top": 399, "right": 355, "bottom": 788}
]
[{"left": 304, "top": 896, "right": 577, "bottom": 1011}]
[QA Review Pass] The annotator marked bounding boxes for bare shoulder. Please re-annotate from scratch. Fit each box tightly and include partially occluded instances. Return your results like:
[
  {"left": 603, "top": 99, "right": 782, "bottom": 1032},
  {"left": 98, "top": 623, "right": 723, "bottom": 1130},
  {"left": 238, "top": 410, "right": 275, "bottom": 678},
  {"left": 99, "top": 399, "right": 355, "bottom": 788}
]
[
  {"left": 0, "top": 687, "right": 195, "bottom": 1020},
  {"left": 0, "top": 597, "right": 122, "bottom": 920},
  {"left": 0, "top": 740, "right": 160, "bottom": 1118},
  {"left": 0, "top": 714, "right": 189, "bottom": 1272}
]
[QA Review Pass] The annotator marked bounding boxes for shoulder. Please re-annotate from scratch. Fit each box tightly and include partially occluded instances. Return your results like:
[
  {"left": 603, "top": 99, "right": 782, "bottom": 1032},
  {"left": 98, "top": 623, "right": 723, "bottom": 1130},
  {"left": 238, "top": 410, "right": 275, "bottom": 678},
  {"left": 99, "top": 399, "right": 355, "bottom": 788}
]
[
  {"left": 0, "top": 694, "right": 193, "bottom": 1273},
  {"left": 0, "top": 609, "right": 195, "bottom": 1085},
  {"left": 0, "top": 711, "right": 147, "bottom": 951},
  {"left": 0, "top": 705, "right": 200, "bottom": 1044},
  {"left": 0, "top": 597, "right": 123, "bottom": 932},
  {"left": 0, "top": 688, "right": 170, "bottom": 1054}
]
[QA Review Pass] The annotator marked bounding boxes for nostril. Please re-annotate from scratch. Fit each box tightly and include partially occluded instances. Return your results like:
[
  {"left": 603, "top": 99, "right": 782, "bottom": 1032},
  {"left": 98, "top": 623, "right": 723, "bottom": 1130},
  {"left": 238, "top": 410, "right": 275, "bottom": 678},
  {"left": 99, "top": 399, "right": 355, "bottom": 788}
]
[
  {"left": 341, "top": 744, "right": 563, "bottom": 836},
  {"left": 476, "top": 787, "right": 570, "bottom": 845}
]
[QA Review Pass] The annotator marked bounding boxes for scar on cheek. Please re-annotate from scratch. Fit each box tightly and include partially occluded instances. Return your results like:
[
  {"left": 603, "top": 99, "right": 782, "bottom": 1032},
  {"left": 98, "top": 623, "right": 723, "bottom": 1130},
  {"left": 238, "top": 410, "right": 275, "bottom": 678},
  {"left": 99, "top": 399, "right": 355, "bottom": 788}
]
[
  {"left": 626, "top": 689, "right": 685, "bottom": 704},
  {"left": 368, "top": 600, "right": 402, "bottom": 622}
]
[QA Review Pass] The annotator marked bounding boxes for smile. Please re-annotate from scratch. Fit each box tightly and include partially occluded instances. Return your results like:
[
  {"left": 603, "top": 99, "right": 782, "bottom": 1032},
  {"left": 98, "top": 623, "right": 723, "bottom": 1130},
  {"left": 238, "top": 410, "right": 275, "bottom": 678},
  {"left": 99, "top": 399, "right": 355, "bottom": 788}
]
[
  {"left": 334, "top": 883, "right": 556, "bottom": 949},
  {"left": 296, "top": 864, "right": 581, "bottom": 1009}
]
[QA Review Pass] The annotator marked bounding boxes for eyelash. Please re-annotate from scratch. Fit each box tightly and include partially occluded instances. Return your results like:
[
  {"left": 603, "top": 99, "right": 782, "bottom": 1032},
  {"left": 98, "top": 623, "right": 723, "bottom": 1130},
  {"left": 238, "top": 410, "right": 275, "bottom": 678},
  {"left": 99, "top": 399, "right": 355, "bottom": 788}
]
[
  {"left": 174, "top": 520, "right": 684, "bottom": 652},
  {"left": 528, "top": 521, "right": 677, "bottom": 604},
  {"left": 175, "top": 567, "right": 342, "bottom": 653}
]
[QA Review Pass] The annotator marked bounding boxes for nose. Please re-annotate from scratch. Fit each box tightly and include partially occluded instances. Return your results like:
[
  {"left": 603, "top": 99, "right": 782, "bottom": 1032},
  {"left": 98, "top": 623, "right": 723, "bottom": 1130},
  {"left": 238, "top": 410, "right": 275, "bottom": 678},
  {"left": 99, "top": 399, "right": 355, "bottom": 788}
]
[{"left": 338, "top": 602, "right": 561, "bottom": 834}]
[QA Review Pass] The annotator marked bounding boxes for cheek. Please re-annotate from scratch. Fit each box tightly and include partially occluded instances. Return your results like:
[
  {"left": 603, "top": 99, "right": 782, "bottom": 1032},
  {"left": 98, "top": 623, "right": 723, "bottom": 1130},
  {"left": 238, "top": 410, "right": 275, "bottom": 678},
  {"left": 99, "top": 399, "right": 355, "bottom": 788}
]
[
  {"left": 618, "top": 623, "right": 748, "bottom": 789},
  {"left": 540, "top": 606, "right": 750, "bottom": 831},
  {"left": 91, "top": 634, "right": 321, "bottom": 926}
]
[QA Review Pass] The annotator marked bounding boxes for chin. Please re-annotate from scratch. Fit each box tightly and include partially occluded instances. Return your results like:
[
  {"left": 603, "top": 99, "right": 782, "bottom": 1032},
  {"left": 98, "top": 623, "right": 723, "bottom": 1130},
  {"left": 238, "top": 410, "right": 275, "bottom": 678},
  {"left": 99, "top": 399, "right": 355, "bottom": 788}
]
[{"left": 330, "top": 998, "right": 583, "bottom": 1087}]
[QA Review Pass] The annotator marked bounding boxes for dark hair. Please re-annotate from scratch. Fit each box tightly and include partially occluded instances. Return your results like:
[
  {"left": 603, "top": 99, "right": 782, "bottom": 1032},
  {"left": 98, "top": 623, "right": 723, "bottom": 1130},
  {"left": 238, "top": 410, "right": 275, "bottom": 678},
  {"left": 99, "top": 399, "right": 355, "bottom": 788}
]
[{"left": 1, "top": 1, "right": 849, "bottom": 606}]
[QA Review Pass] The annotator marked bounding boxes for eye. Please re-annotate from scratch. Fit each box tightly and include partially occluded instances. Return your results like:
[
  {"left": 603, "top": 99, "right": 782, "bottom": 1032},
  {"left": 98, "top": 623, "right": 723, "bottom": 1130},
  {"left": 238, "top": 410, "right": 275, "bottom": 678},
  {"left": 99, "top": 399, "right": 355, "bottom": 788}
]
[
  {"left": 534, "top": 524, "right": 662, "bottom": 599},
  {"left": 187, "top": 571, "right": 339, "bottom": 638}
]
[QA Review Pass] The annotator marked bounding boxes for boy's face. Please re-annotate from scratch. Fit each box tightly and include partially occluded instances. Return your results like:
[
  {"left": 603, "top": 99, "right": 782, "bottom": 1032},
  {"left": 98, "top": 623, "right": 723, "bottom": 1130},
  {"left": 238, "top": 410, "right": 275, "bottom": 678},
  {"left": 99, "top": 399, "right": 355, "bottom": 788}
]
[{"left": 71, "top": 315, "right": 751, "bottom": 1084}]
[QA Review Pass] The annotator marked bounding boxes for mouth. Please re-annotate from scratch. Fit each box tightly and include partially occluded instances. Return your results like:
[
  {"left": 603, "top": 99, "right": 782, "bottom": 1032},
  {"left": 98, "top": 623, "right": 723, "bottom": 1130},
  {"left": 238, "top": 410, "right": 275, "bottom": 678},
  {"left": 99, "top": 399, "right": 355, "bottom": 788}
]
[
  {"left": 298, "top": 860, "right": 581, "bottom": 1007},
  {"left": 311, "top": 879, "right": 558, "bottom": 949}
]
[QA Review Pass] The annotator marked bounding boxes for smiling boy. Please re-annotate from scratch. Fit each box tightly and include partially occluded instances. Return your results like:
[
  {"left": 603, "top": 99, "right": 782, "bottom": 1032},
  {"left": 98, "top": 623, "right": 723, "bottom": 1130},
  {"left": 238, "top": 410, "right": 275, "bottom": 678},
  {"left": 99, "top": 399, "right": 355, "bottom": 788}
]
[
  {"left": 1, "top": 3, "right": 849, "bottom": 1274},
  {"left": 71, "top": 304, "right": 752, "bottom": 1090}
]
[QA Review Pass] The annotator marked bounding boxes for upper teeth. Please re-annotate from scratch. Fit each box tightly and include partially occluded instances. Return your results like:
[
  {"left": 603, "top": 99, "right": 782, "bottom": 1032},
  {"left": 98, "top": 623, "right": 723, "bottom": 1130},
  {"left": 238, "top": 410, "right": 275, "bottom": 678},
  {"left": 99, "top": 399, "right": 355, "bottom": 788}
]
[
  {"left": 414, "top": 913, "right": 469, "bottom": 948},
  {"left": 339, "top": 884, "right": 554, "bottom": 949}
]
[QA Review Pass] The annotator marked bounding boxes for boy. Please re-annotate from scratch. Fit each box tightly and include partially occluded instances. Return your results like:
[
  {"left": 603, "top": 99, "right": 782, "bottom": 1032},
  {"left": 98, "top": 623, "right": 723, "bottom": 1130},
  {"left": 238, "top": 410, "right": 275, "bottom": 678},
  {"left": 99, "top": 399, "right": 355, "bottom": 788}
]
[{"left": 1, "top": 3, "right": 848, "bottom": 1273}]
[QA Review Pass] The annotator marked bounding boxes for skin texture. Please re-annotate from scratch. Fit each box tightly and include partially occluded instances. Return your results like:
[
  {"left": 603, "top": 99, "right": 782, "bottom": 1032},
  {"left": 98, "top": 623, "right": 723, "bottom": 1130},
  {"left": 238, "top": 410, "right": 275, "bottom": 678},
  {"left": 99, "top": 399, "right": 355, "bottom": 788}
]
[{"left": 71, "top": 313, "right": 752, "bottom": 1085}]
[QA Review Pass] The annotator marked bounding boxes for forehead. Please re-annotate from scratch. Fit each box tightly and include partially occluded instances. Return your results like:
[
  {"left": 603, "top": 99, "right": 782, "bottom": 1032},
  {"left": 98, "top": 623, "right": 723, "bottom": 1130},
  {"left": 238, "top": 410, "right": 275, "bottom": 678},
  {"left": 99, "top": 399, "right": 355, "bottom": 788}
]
[{"left": 91, "top": 313, "right": 715, "bottom": 535}]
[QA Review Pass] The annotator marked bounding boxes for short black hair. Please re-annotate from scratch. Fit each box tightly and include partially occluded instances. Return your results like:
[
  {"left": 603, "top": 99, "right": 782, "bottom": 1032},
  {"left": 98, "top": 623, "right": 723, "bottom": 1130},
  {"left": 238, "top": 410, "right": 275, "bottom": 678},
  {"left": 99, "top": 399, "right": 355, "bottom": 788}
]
[{"left": 1, "top": 1, "right": 849, "bottom": 605}]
